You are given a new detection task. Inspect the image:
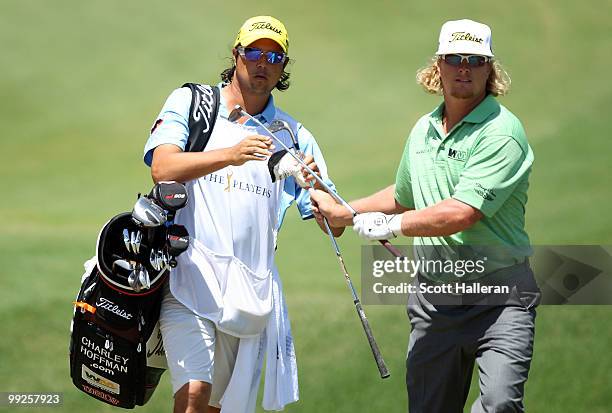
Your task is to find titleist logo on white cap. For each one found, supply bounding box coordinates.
[435,19,494,57]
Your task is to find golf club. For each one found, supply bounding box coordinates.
[134,231,142,255]
[112,259,134,276]
[321,210,390,379]
[137,265,151,290]
[132,196,168,227]
[267,125,391,378]
[149,181,188,212]
[123,229,131,252]
[265,116,404,258]
[150,249,159,271]
[129,231,137,254]
[290,115,389,377]
[269,119,300,151]
[128,270,140,292]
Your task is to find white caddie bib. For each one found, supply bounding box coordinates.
[169,118,291,337]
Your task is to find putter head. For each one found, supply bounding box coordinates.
[132,196,168,227]
[228,105,244,123]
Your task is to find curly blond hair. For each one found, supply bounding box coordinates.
[416,56,511,96]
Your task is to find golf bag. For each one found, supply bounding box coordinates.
[70,182,190,409]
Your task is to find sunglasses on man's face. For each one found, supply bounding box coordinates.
[237,46,287,65]
[442,54,491,67]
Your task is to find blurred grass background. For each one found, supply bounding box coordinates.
[1,0,611,412]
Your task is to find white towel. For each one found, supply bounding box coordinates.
[263,267,299,410]
[220,267,299,412]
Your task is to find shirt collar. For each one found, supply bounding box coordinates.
[463,94,499,124]
[218,82,277,125]
[429,94,499,136]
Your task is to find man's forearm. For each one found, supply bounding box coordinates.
[351,185,403,213]
[151,148,233,183]
[398,198,482,237]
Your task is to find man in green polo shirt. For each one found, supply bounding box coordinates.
[311,19,540,413]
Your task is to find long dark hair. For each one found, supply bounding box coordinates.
[220,47,291,91]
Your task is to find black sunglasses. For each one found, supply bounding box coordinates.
[442,54,491,67]
[237,46,287,65]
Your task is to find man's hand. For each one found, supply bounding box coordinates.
[229,135,274,166]
[309,188,353,227]
[353,212,403,241]
[300,154,323,189]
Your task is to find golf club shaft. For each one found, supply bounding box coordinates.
[314,182,389,379]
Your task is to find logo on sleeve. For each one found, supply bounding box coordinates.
[474,183,496,201]
[150,119,163,134]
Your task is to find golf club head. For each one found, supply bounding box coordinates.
[167,224,190,256]
[228,105,244,123]
[162,252,170,270]
[134,231,142,254]
[122,229,131,252]
[138,266,151,289]
[149,181,188,212]
[149,249,159,271]
[130,231,137,253]
[269,120,300,150]
[157,251,164,271]
[132,196,168,227]
[128,270,140,292]
[112,259,134,277]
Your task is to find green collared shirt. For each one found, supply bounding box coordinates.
[395,95,534,277]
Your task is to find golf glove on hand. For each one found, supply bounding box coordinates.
[268,150,308,188]
[353,212,403,241]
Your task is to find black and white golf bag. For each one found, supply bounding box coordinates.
[69,182,190,409]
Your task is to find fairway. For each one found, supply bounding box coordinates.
[1,1,611,412]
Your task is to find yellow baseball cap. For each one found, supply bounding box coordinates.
[233,16,289,53]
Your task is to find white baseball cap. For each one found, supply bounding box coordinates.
[435,19,494,57]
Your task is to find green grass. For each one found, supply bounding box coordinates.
[1,0,611,412]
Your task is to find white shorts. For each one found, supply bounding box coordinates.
[159,285,239,407]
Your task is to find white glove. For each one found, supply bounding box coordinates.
[269,150,308,188]
[353,212,403,241]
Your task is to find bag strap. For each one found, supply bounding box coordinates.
[182,83,220,152]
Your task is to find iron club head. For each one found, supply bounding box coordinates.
[138,266,151,289]
[123,229,131,252]
[128,270,141,292]
[113,259,134,276]
[269,119,299,150]
[228,105,244,123]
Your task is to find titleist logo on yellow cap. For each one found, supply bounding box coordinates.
[234,16,289,53]
[249,21,284,35]
[449,32,484,44]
